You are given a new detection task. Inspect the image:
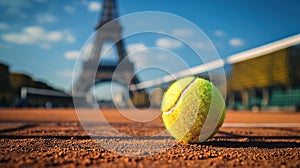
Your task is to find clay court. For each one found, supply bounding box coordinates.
[0,108,299,167]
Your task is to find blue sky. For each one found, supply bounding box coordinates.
[0,0,300,94]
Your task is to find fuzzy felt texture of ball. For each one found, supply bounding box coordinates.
[161,76,226,143]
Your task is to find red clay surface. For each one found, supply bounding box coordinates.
[0,108,299,167]
[0,108,300,123]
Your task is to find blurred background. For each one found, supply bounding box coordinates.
[0,0,300,111]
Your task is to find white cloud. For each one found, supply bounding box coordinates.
[156,37,183,49]
[88,1,101,12]
[35,13,56,24]
[3,26,43,44]
[65,50,80,59]
[214,30,225,37]
[2,26,76,49]
[47,31,63,42]
[127,43,147,55]
[0,22,9,30]
[172,29,194,38]
[65,42,94,60]
[229,38,244,47]
[64,6,75,13]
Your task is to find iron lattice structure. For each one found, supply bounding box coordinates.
[74,0,148,107]
[74,0,139,94]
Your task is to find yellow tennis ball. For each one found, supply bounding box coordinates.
[161,76,226,143]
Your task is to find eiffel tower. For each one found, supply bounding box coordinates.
[74,0,144,106]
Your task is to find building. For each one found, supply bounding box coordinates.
[227,34,300,111]
[0,63,11,106]
[20,87,74,108]
[0,62,74,107]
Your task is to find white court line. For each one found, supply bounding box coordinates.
[223,123,300,128]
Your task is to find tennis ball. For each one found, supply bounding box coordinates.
[161,76,226,143]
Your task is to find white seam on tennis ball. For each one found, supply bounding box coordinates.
[164,77,197,115]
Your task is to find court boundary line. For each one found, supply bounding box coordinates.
[223,123,300,128]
